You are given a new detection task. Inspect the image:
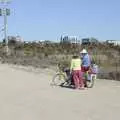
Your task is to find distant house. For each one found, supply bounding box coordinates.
[24,41,29,44]
[60,35,80,44]
[81,38,98,45]
[2,36,24,46]
[106,40,120,46]
[15,36,24,43]
[7,36,24,43]
[24,41,34,44]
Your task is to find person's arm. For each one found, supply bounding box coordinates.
[81,56,85,66]
[70,59,73,72]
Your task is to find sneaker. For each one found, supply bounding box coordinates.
[79,87,85,90]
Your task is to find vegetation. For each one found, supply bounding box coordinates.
[0,40,119,80]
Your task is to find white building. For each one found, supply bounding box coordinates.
[16,36,24,43]
[8,35,24,43]
[61,35,80,44]
[106,40,120,46]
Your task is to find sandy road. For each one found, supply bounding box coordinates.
[0,63,120,120]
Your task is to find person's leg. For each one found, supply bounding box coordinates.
[72,71,79,89]
[85,67,91,81]
[78,70,84,88]
[81,66,88,87]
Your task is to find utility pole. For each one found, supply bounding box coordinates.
[4,7,8,53]
[0,0,11,55]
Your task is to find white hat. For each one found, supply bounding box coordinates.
[80,49,88,54]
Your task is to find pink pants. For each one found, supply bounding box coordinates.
[72,70,84,88]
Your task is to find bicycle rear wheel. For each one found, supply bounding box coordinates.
[51,73,66,86]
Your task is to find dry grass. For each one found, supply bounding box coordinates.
[0,42,119,80]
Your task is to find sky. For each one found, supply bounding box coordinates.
[0,0,120,41]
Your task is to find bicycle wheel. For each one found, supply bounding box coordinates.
[86,75,95,88]
[51,73,66,86]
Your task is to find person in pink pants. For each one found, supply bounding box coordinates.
[70,55,84,89]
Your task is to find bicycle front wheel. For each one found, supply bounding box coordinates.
[51,73,66,86]
[86,75,95,88]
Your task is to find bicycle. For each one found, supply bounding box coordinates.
[83,70,96,88]
[50,64,72,87]
[51,64,97,88]
[83,64,98,88]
